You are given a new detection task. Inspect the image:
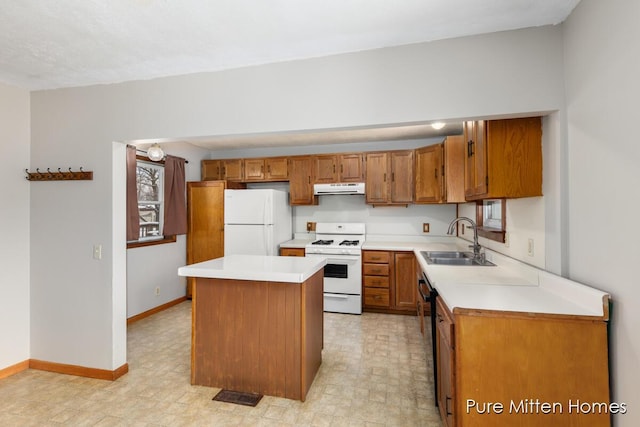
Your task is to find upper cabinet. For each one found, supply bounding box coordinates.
[415,135,465,204]
[365,150,414,205]
[201,159,244,181]
[243,157,289,181]
[414,143,444,203]
[464,117,543,200]
[314,153,364,183]
[288,156,318,206]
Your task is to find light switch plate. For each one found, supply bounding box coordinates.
[423,223,430,233]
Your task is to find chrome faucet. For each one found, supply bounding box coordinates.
[447,217,482,258]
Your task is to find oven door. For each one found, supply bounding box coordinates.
[305,253,361,295]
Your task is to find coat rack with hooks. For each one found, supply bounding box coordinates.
[25,167,93,181]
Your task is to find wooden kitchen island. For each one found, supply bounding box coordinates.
[178,255,325,401]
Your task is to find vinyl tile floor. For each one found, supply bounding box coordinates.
[0,301,442,426]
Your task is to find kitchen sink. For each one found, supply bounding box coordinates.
[420,251,496,266]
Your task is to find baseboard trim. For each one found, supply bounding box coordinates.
[127,296,188,325]
[0,360,30,380]
[29,359,129,381]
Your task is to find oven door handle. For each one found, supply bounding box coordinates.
[324,293,349,299]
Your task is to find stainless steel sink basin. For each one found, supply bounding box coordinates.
[424,251,474,259]
[420,251,496,266]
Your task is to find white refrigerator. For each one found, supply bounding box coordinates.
[224,189,292,256]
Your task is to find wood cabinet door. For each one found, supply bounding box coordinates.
[390,150,414,203]
[265,157,288,180]
[314,155,337,183]
[289,156,316,205]
[187,181,226,297]
[393,252,416,310]
[339,153,364,182]
[201,160,222,181]
[464,120,488,198]
[365,152,389,204]
[244,158,265,181]
[473,120,487,196]
[414,144,443,203]
[464,121,477,197]
[443,135,466,203]
[223,159,244,180]
[436,297,455,427]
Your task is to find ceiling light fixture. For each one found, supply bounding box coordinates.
[431,122,446,130]
[146,143,165,161]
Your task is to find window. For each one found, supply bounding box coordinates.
[475,199,506,243]
[135,160,164,241]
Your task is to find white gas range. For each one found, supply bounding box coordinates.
[305,223,365,314]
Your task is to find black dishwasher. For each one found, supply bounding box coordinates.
[418,271,438,407]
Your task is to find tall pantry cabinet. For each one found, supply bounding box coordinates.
[186,180,245,297]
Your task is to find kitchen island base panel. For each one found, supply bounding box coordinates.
[191,270,323,401]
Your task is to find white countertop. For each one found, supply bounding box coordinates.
[178,255,326,284]
[279,238,315,249]
[363,236,609,318]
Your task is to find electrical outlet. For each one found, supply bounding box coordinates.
[93,244,102,260]
[306,222,316,232]
[423,223,430,233]
[155,287,160,296]
[527,238,534,257]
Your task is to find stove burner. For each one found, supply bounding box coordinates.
[339,240,360,246]
[311,239,334,245]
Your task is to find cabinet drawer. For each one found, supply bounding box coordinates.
[279,248,305,257]
[436,297,454,347]
[364,275,390,288]
[363,251,390,263]
[364,288,390,307]
[363,264,389,276]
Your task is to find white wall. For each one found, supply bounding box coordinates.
[0,82,30,370]
[126,142,210,318]
[28,25,565,371]
[563,0,640,424]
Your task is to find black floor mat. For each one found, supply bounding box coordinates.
[212,389,263,407]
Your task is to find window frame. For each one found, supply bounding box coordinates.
[127,155,176,249]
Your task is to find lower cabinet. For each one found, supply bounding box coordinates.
[436,297,455,427]
[279,247,305,257]
[363,250,416,314]
[435,296,611,427]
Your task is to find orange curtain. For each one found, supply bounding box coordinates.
[163,155,187,236]
[126,145,140,241]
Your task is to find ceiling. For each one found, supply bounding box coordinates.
[1,0,579,150]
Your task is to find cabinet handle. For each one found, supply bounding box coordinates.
[437,313,444,323]
[446,396,453,416]
[333,164,336,173]
[434,168,437,179]
[383,173,387,182]
[267,165,271,173]
[392,172,395,182]
[341,164,343,173]
[308,176,311,184]
[467,140,475,157]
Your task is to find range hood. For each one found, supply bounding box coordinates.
[313,182,365,195]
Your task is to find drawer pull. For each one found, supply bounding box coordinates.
[446,396,453,416]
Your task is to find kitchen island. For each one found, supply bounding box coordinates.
[178,255,326,401]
